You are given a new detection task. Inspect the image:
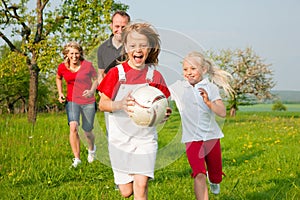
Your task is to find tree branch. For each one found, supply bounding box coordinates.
[0,31,20,53]
[3,3,32,41]
[34,0,45,43]
[1,0,11,25]
[41,0,49,11]
[44,15,69,37]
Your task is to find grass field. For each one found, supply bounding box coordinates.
[239,103,300,112]
[0,106,299,199]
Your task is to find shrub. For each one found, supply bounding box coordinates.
[272,101,287,111]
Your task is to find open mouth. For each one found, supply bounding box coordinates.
[186,75,194,79]
[134,55,144,63]
[134,55,143,59]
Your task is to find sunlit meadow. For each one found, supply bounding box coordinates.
[0,105,299,199]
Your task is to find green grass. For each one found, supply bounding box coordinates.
[0,109,299,199]
[239,103,300,112]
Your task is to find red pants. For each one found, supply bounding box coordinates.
[185,139,223,184]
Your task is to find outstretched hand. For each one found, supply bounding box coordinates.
[82,90,94,98]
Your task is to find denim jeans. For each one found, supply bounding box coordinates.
[66,102,96,132]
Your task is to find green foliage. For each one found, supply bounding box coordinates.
[0,47,29,113]
[0,0,130,116]
[272,101,287,111]
[61,0,129,54]
[0,111,299,199]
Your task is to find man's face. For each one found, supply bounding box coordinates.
[110,14,129,42]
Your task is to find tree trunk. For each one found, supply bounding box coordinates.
[6,97,12,114]
[21,97,26,113]
[27,64,39,124]
[230,107,236,117]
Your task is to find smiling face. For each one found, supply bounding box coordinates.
[182,57,206,86]
[67,47,81,66]
[110,14,130,42]
[125,31,150,69]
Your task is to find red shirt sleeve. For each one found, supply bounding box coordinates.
[57,63,64,77]
[97,67,120,99]
[97,63,170,99]
[150,70,170,98]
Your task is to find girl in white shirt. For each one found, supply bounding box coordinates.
[169,51,233,200]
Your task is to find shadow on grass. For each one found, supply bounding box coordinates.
[221,154,300,200]
[245,171,299,199]
[223,150,265,167]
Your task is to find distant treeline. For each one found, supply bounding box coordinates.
[271,90,300,103]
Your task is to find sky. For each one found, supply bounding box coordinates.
[1,0,299,91]
[122,0,300,91]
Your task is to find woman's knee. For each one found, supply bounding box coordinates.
[69,121,78,133]
[85,131,94,139]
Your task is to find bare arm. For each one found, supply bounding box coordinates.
[82,76,99,98]
[199,88,226,118]
[91,76,99,92]
[97,69,105,84]
[56,74,66,103]
[98,92,134,113]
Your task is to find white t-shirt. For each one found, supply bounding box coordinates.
[169,78,224,143]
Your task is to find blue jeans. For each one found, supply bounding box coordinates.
[66,102,96,132]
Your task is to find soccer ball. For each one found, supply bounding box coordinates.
[128,85,168,127]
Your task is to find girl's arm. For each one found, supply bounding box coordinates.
[98,92,134,113]
[199,88,226,118]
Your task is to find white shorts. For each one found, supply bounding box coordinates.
[113,169,154,185]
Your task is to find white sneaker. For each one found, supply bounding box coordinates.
[209,183,220,195]
[207,172,220,194]
[87,145,96,163]
[71,158,81,168]
[115,184,119,190]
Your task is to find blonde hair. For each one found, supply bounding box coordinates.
[62,41,84,68]
[184,51,234,96]
[120,22,161,65]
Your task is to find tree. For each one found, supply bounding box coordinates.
[0,44,29,113]
[209,47,275,116]
[272,100,287,111]
[0,0,128,123]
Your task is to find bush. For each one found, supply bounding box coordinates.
[272,101,287,111]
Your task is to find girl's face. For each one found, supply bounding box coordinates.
[182,57,205,86]
[125,31,149,70]
[67,47,81,65]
